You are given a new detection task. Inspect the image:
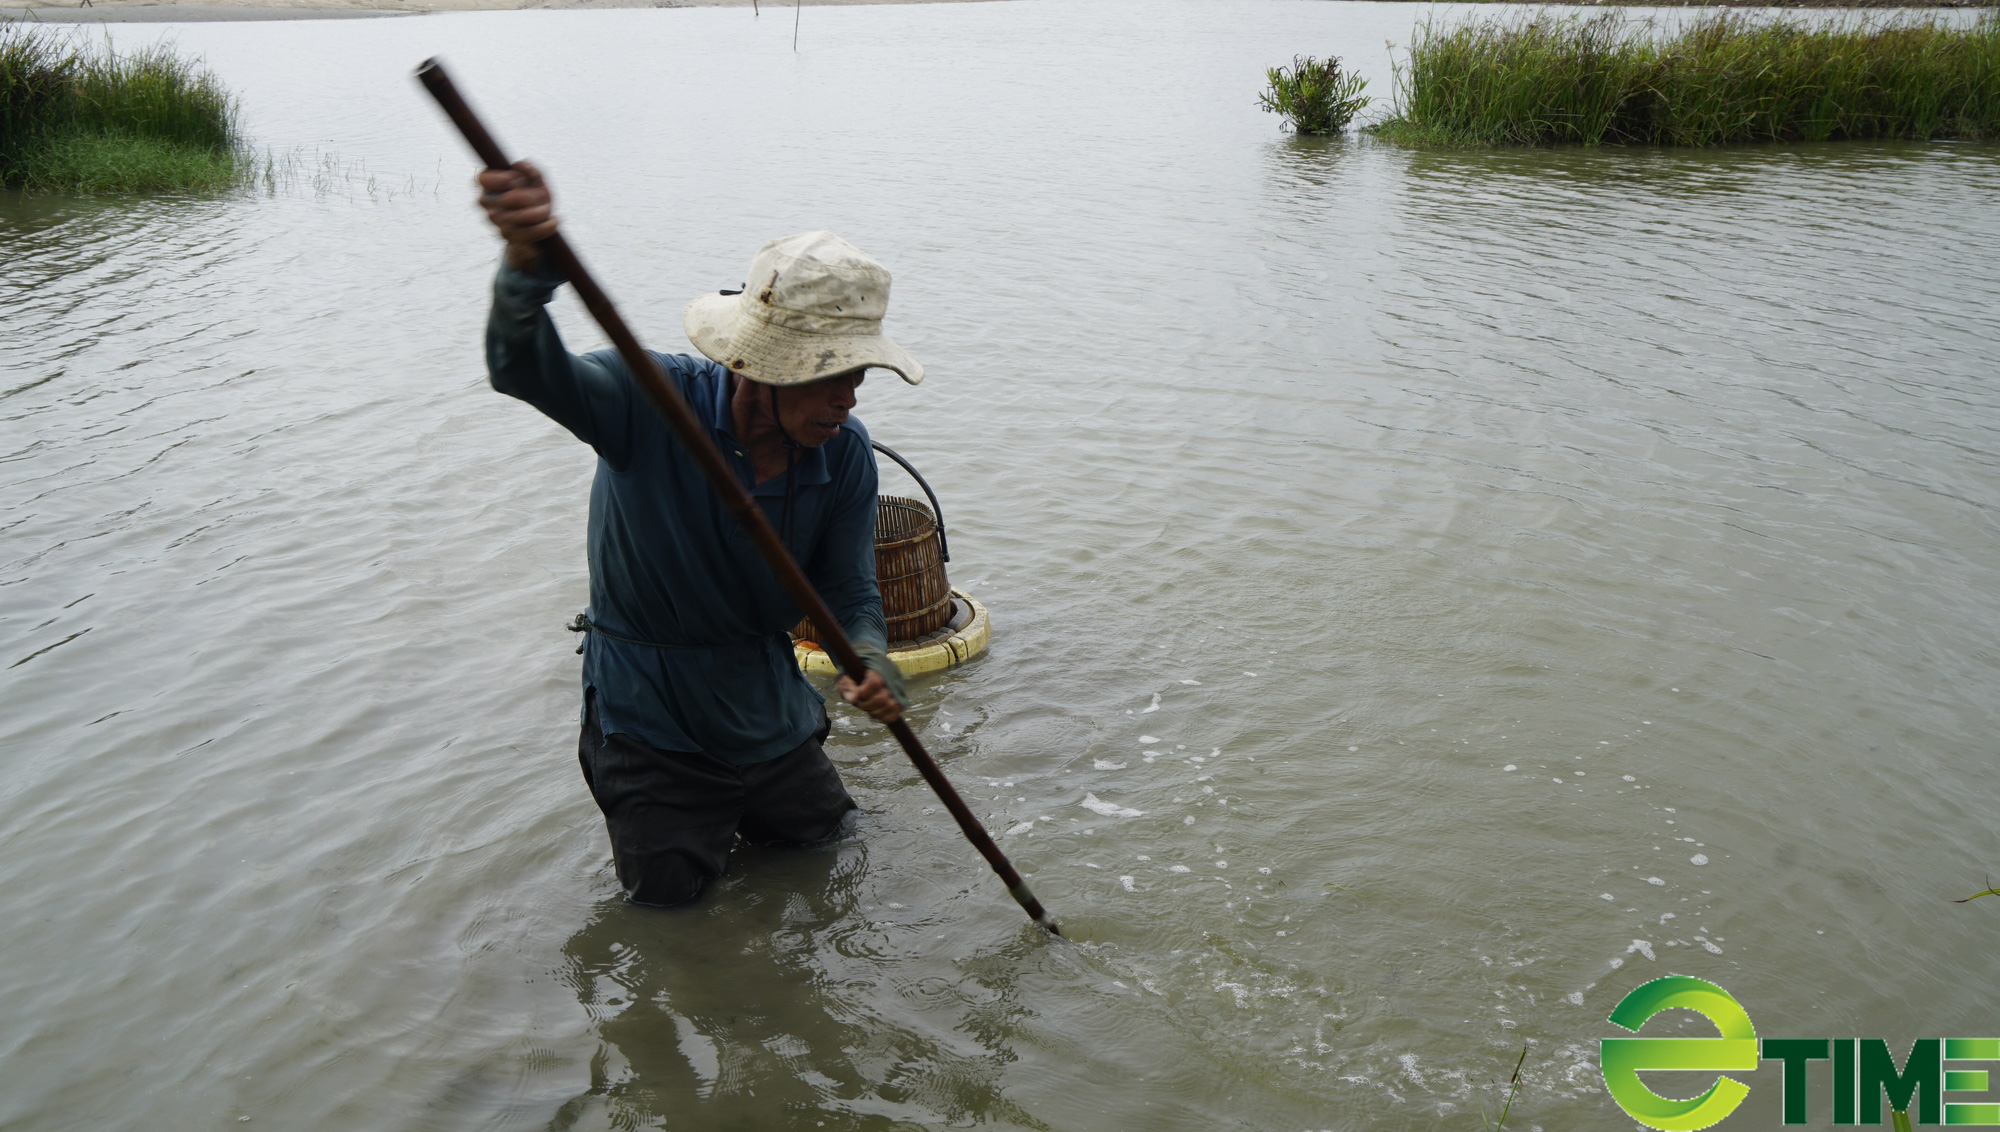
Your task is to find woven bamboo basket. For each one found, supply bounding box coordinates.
[791,494,953,646]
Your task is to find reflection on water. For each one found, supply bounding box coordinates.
[552,841,1044,1130]
[3,2,1999,1129]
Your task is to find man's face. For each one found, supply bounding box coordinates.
[777,371,863,447]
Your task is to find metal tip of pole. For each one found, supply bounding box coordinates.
[1009,882,1061,937]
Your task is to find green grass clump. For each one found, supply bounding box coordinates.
[1373,11,2000,147]
[1259,54,1372,135]
[1,25,243,191]
[18,129,240,192]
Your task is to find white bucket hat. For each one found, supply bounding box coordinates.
[683,231,924,387]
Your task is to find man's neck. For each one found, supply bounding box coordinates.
[728,376,793,485]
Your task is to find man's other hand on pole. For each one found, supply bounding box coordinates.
[837,669,902,724]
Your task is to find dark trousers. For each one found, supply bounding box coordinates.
[577,692,857,907]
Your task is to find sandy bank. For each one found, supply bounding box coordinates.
[3,0,1987,22]
[2,4,405,18]
[1,0,1012,21]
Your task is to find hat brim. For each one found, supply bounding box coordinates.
[683,292,924,387]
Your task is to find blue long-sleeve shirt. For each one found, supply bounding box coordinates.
[486,261,889,764]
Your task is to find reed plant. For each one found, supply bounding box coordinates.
[1477,1041,1529,1131]
[1373,11,2000,147]
[1,25,242,191]
[1259,54,1372,135]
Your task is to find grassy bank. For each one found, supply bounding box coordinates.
[1373,11,2000,146]
[1,25,242,191]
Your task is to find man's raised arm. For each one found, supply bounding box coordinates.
[479,161,638,469]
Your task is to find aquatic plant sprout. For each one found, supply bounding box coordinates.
[1373,11,2000,147]
[1954,877,2000,904]
[1257,54,1371,136]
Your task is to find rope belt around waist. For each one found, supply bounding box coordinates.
[565,613,771,656]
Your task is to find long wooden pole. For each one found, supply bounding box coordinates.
[416,59,1058,937]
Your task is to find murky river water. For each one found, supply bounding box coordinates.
[5,1,1999,1128]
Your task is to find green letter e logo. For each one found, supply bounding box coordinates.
[1601,976,1758,1131]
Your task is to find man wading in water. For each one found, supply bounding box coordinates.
[477,163,917,906]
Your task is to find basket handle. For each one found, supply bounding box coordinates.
[870,440,949,563]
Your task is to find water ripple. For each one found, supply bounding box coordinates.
[3,2,1999,1129]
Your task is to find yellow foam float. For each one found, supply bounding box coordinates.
[794,587,990,678]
